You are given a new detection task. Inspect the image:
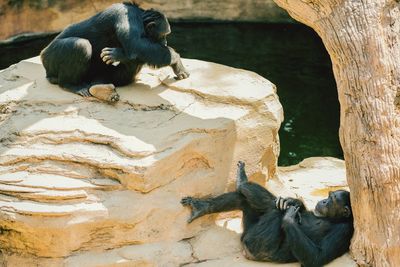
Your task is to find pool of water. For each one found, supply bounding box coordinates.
[0,23,342,166]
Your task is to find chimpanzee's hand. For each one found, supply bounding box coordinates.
[101,47,131,65]
[283,206,302,225]
[275,197,302,211]
[172,60,190,80]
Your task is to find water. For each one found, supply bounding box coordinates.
[0,23,342,166]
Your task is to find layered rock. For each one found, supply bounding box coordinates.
[0,57,282,265]
[0,0,293,40]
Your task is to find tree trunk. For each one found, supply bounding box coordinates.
[272,1,400,266]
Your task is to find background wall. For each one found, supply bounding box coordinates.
[0,0,293,40]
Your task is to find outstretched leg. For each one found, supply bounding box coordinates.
[181,192,244,223]
[41,38,119,102]
[181,192,262,234]
[181,161,277,223]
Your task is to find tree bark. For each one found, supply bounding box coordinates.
[272,1,400,266]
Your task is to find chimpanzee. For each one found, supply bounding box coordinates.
[40,2,189,102]
[181,161,353,267]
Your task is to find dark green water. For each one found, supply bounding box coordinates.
[0,23,342,166]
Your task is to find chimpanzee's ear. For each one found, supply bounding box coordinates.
[343,206,351,218]
[146,21,156,31]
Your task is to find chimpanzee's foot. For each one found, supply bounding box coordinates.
[88,84,120,102]
[181,197,209,223]
[236,161,248,190]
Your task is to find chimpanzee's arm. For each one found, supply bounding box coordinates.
[111,6,179,66]
[282,207,352,267]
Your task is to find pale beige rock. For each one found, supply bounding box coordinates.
[0,57,282,265]
[273,157,348,209]
[65,241,193,267]
[183,254,355,267]
[190,226,242,260]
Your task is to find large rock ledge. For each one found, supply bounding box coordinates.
[0,57,282,265]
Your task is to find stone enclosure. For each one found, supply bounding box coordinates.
[0,57,283,265]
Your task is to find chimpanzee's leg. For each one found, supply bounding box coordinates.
[108,61,144,86]
[181,191,263,234]
[181,161,277,224]
[235,161,296,262]
[41,38,119,102]
[181,192,244,223]
[41,38,91,90]
[236,161,276,213]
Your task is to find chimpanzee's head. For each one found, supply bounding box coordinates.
[314,190,352,221]
[143,9,171,46]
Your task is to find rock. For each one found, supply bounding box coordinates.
[0,1,293,40]
[0,57,282,265]
[270,157,349,209]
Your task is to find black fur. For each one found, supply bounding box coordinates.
[40,3,188,99]
[181,161,353,267]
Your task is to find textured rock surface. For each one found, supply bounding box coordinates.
[271,157,349,209]
[0,0,293,40]
[0,57,282,265]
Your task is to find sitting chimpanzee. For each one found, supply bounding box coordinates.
[181,161,353,267]
[40,2,189,102]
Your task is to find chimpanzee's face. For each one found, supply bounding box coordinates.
[145,16,171,46]
[314,190,351,220]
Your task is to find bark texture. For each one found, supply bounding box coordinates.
[272,1,400,266]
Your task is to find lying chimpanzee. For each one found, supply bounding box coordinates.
[40,2,189,102]
[181,161,353,267]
